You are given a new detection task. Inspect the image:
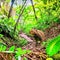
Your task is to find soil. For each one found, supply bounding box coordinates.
[22,23,60,60]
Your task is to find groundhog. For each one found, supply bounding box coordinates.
[30,29,46,45]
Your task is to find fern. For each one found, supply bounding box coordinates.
[46,35,60,56]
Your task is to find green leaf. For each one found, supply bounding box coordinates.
[46,35,60,56]
[0,45,6,51]
[46,58,53,60]
[2,46,6,51]
[9,46,15,52]
[16,48,31,56]
[0,46,3,51]
[16,48,23,56]
[0,34,3,38]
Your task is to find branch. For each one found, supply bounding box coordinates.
[30,0,37,20]
[14,0,27,32]
[8,0,15,18]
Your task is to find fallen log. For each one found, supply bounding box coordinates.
[19,32,33,42]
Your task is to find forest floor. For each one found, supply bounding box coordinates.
[22,23,60,60]
[0,23,60,60]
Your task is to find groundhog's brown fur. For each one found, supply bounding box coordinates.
[30,29,46,41]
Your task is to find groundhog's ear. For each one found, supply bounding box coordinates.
[30,30,33,35]
[30,29,36,35]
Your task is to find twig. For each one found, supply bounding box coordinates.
[24,54,34,60]
[0,53,7,60]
